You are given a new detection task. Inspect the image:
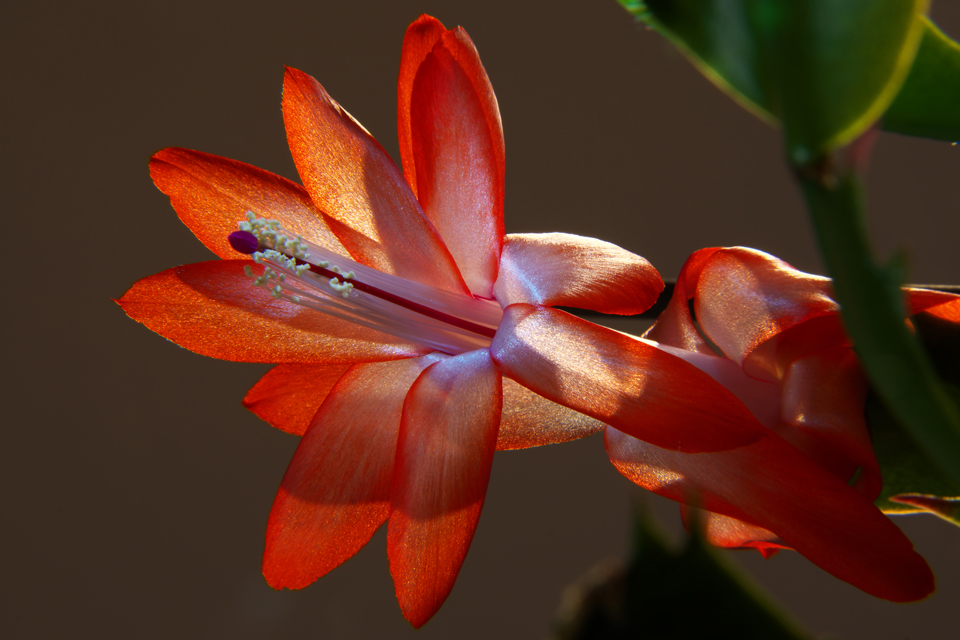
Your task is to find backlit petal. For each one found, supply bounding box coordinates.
[398,15,447,191]
[388,350,501,628]
[149,147,347,259]
[497,377,606,450]
[606,427,934,602]
[118,261,426,363]
[243,363,353,435]
[493,234,663,315]
[263,356,442,589]
[490,305,766,453]
[653,344,782,430]
[779,348,880,499]
[695,253,960,382]
[400,17,505,297]
[694,248,837,375]
[906,287,960,319]
[923,301,960,322]
[681,505,786,556]
[281,67,469,295]
[659,341,880,499]
[644,247,721,354]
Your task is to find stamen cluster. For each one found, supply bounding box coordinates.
[229,212,502,355]
[236,212,357,300]
[238,211,309,259]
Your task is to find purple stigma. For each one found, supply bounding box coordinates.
[228,230,259,254]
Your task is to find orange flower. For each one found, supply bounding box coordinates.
[603,247,959,602]
[119,16,762,626]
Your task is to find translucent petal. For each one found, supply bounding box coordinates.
[490,304,766,453]
[643,247,721,354]
[117,261,426,363]
[494,234,663,315]
[263,356,441,588]
[605,427,934,602]
[497,377,606,450]
[243,363,353,435]
[281,67,469,295]
[401,17,505,297]
[681,505,786,556]
[149,147,347,259]
[906,287,960,319]
[388,350,501,628]
[779,348,881,500]
[694,248,836,374]
[398,15,447,190]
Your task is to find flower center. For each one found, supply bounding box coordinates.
[228,213,502,355]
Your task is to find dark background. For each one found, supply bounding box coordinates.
[3,1,958,638]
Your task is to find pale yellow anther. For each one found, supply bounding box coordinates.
[328,277,354,298]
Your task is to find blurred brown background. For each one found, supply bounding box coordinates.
[3,1,958,638]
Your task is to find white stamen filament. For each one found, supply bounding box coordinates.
[239,213,503,355]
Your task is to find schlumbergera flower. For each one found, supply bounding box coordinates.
[601,247,960,602]
[119,16,771,626]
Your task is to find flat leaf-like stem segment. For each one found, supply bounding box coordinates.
[800,169,960,488]
[623,0,940,151]
[869,312,960,526]
[882,16,960,141]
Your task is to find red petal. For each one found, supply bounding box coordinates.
[400,17,505,297]
[906,288,960,319]
[605,427,935,602]
[490,304,766,453]
[281,67,469,295]
[652,344,782,429]
[263,356,441,589]
[149,147,348,259]
[497,377,606,450]
[644,247,722,354]
[243,363,353,435]
[398,15,446,192]
[681,505,787,554]
[388,350,502,628]
[118,261,426,363]
[759,287,960,381]
[779,348,881,500]
[493,234,663,315]
[694,248,837,377]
